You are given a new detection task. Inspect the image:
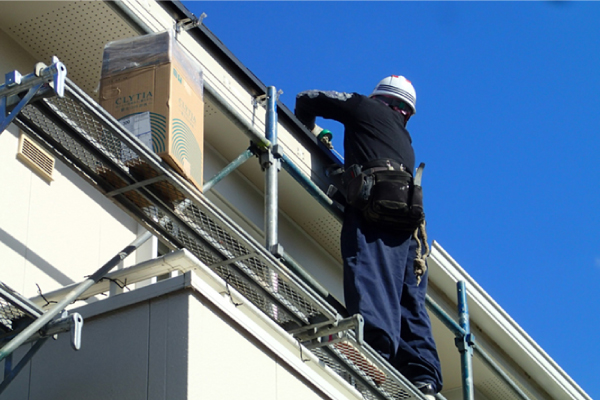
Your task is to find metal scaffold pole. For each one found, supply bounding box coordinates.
[456,281,475,400]
[202,147,256,192]
[263,86,280,255]
[426,292,532,400]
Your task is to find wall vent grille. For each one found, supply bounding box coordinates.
[17,133,55,182]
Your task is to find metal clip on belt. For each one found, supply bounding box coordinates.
[414,162,425,186]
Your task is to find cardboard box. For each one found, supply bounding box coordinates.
[99,31,204,191]
[118,111,152,163]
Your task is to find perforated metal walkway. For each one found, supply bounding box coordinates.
[12,79,428,400]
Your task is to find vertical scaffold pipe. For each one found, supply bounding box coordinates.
[264,86,278,253]
[456,281,475,400]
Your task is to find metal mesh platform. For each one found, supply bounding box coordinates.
[316,338,419,400]
[16,83,332,330]
[13,79,426,400]
[0,282,43,338]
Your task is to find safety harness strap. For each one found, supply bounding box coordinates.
[412,163,428,285]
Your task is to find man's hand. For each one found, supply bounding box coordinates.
[311,125,334,150]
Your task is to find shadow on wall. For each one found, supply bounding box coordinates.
[0,227,75,289]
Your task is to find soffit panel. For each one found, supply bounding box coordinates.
[1,1,138,100]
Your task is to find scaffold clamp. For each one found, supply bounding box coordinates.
[455,332,476,355]
[40,310,84,351]
[291,314,364,349]
[175,13,206,36]
[259,144,283,171]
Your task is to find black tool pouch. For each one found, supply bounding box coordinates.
[363,168,425,232]
[345,172,374,210]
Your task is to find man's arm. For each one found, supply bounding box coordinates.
[294,90,359,130]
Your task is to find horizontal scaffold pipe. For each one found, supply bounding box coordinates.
[280,153,343,223]
[426,295,465,337]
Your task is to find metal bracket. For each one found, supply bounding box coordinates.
[0,56,67,134]
[0,308,83,395]
[259,145,283,171]
[455,332,476,354]
[253,90,283,109]
[269,243,285,259]
[259,151,275,170]
[69,313,84,351]
[40,310,84,351]
[292,314,364,349]
[175,13,206,36]
[272,144,284,159]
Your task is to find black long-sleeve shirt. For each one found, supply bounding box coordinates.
[295,90,415,175]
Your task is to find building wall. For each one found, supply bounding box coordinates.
[2,290,185,400]
[0,120,140,298]
[187,286,330,400]
[2,276,350,400]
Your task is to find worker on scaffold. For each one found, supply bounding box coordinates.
[295,75,442,399]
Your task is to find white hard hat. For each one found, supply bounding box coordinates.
[370,75,417,114]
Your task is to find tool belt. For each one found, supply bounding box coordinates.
[343,159,425,232]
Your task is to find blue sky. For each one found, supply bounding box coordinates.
[182,2,599,397]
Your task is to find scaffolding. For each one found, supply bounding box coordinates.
[0,55,534,400]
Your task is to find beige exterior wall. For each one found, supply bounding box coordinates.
[0,29,140,298]
[187,288,325,400]
[0,122,140,299]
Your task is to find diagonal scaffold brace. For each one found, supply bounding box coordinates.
[0,232,151,395]
[0,56,67,134]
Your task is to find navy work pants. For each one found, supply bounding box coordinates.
[341,209,443,392]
